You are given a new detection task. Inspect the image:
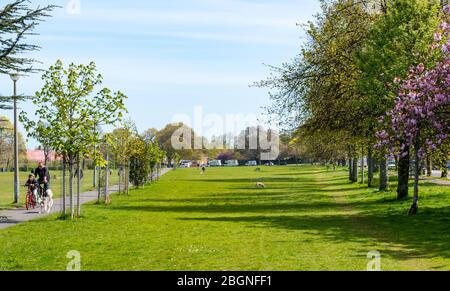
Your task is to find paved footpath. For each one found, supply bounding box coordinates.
[423,170,450,186]
[0,168,171,230]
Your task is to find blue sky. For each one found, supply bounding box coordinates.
[0,0,321,148]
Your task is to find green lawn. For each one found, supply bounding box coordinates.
[0,169,120,208]
[0,166,449,270]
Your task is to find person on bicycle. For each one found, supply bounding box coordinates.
[34,162,51,195]
[25,174,39,202]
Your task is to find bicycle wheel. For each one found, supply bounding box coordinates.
[25,194,30,210]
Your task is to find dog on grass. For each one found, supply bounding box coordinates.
[39,189,54,214]
[256,182,265,189]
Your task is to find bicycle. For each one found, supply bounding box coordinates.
[25,184,45,211]
[25,186,38,210]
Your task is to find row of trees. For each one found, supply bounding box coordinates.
[154,123,283,165]
[0,1,167,217]
[0,1,57,206]
[19,60,169,219]
[0,116,26,169]
[20,60,127,219]
[259,0,450,214]
[107,121,166,194]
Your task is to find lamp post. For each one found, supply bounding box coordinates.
[10,73,20,204]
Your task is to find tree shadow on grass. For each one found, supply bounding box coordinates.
[114,201,341,214]
[120,167,450,264]
[115,181,450,263]
[185,177,306,184]
[271,170,337,176]
[113,192,413,218]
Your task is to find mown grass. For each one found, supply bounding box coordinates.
[0,166,449,270]
[0,170,119,209]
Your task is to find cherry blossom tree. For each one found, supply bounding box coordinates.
[376,6,450,215]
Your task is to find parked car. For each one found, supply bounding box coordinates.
[245,161,258,166]
[208,160,222,167]
[179,161,192,168]
[225,160,239,167]
[264,162,274,166]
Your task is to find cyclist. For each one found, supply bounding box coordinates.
[25,174,39,202]
[34,162,51,195]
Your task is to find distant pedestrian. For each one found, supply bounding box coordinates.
[201,165,206,175]
[74,168,84,179]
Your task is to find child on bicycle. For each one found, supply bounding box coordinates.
[25,174,40,202]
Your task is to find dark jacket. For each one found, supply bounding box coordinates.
[34,167,50,183]
[25,179,39,190]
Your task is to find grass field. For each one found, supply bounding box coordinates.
[0,166,449,270]
[0,170,119,209]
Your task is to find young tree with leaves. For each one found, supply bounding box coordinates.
[108,120,137,195]
[21,60,127,219]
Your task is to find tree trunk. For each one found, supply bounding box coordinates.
[62,159,66,217]
[397,148,410,200]
[349,158,353,182]
[126,165,130,195]
[105,154,109,202]
[368,146,374,187]
[379,158,388,191]
[69,157,74,220]
[442,168,448,178]
[44,153,49,166]
[77,155,81,217]
[426,156,432,177]
[150,166,154,183]
[93,166,97,188]
[352,158,358,183]
[93,144,97,188]
[98,166,101,201]
[118,166,122,194]
[409,142,420,216]
[360,154,365,184]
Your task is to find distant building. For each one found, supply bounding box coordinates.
[26,150,61,163]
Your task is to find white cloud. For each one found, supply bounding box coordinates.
[95,59,265,87]
[80,9,301,30]
[35,29,303,46]
[42,0,314,46]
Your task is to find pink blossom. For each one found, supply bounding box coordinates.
[435,32,442,42]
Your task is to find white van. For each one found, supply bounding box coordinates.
[225,160,239,167]
[179,160,192,168]
[208,160,222,167]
